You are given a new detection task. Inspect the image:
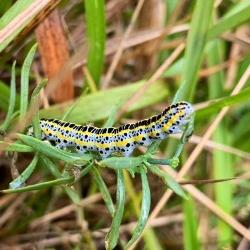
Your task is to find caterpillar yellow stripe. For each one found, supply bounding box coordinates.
[27,101,194,158]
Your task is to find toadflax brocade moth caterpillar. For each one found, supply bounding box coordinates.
[27,101,194,158]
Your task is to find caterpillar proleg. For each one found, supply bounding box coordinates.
[27,102,194,158]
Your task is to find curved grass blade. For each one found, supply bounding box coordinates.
[92,167,115,217]
[41,155,92,180]
[19,134,92,165]
[183,195,200,250]
[147,163,187,199]
[105,169,125,250]
[40,156,92,204]
[125,166,151,249]
[174,0,214,102]
[2,177,71,194]
[207,1,250,40]
[196,85,250,119]
[207,38,233,246]
[103,105,119,128]
[9,153,39,189]
[30,79,47,138]
[1,61,16,131]
[0,141,33,152]
[41,154,92,205]
[20,43,37,118]
[84,0,106,86]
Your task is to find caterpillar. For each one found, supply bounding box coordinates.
[27,101,194,158]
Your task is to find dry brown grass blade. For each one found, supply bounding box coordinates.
[102,0,145,89]
[135,0,166,71]
[187,134,250,160]
[0,194,27,228]
[35,10,74,103]
[30,193,103,228]
[116,43,185,120]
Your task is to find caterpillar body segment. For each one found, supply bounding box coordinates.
[27,101,194,158]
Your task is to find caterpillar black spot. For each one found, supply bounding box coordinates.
[27,101,194,158]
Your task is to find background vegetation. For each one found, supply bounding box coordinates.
[0,0,250,249]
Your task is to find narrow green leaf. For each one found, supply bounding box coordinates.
[100,157,143,170]
[147,164,187,199]
[103,106,119,128]
[174,0,214,102]
[183,195,200,250]
[84,0,106,86]
[9,153,39,189]
[92,167,115,217]
[30,79,47,139]
[0,141,33,152]
[1,61,16,131]
[105,169,125,250]
[196,86,250,119]
[19,134,92,165]
[207,38,233,247]
[40,156,80,204]
[20,43,37,118]
[207,2,250,40]
[125,166,151,249]
[2,177,70,194]
[0,80,20,112]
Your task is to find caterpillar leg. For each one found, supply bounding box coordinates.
[55,143,66,150]
[75,146,87,154]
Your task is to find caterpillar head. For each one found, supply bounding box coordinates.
[166,102,194,134]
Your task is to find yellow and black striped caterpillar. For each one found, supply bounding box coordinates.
[28,102,194,158]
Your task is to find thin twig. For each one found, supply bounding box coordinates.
[102,0,145,89]
[116,43,185,120]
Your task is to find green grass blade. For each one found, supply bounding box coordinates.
[103,106,119,127]
[0,141,33,152]
[0,81,12,112]
[0,0,33,29]
[2,177,70,194]
[147,164,187,199]
[40,80,168,123]
[174,0,214,102]
[100,156,143,170]
[105,169,125,250]
[84,0,106,86]
[232,113,250,145]
[92,167,115,217]
[125,166,151,249]
[207,38,233,247]
[183,195,200,250]
[1,61,16,131]
[19,134,92,165]
[9,153,39,189]
[207,2,250,40]
[20,43,37,118]
[30,79,47,138]
[0,80,20,112]
[40,156,82,204]
[196,85,250,119]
